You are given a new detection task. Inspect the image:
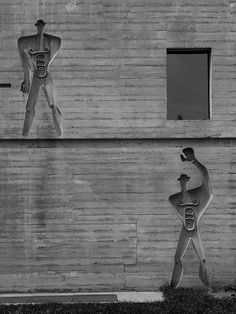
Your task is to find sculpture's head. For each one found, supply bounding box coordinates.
[35,19,46,32]
[177,174,190,189]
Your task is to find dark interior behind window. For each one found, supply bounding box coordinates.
[167,48,211,120]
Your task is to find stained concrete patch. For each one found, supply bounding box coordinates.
[0,292,163,304]
[65,1,77,12]
[116,292,164,302]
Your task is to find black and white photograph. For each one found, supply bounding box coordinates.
[0,0,235,313]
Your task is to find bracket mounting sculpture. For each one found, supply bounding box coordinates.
[169,147,214,289]
[18,19,62,136]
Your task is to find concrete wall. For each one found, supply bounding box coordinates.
[0,0,235,292]
[0,140,235,292]
[0,0,236,138]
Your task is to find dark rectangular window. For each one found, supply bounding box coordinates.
[167,48,211,120]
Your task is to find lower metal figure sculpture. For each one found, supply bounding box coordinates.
[18,19,62,136]
[169,147,213,288]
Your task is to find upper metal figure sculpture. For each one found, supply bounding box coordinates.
[169,147,213,289]
[18,20,62,136]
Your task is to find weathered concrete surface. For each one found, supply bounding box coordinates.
[0,141,234,292]
[0,0,235,138]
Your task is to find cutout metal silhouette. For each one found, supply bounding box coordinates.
[18,19,62,136]
[169,147,213,288]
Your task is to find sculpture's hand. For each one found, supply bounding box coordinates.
[20,79,30,94]
[180,147,196,162]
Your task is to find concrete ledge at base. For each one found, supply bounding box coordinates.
[0,292,164,304]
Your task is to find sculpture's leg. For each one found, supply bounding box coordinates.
[43,76,62,137]
[171,227,191,288]
[22,76,41,136]
[192,229,210,288]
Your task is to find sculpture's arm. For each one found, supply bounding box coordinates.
[169,196,183,222]
[49,36,61,63]
[192,159,213,194]
[17,38,31,93]
[181,147,213,196]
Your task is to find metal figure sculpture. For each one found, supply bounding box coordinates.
[18,19,62,136]
[169,147,213,289]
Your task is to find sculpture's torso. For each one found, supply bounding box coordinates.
[27,47,50,78]
[19,33,60,79]
[177,197,199,231]
[169,186,211,232]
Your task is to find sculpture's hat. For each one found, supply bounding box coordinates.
[35,19,46,27]
[177,174,190,181]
